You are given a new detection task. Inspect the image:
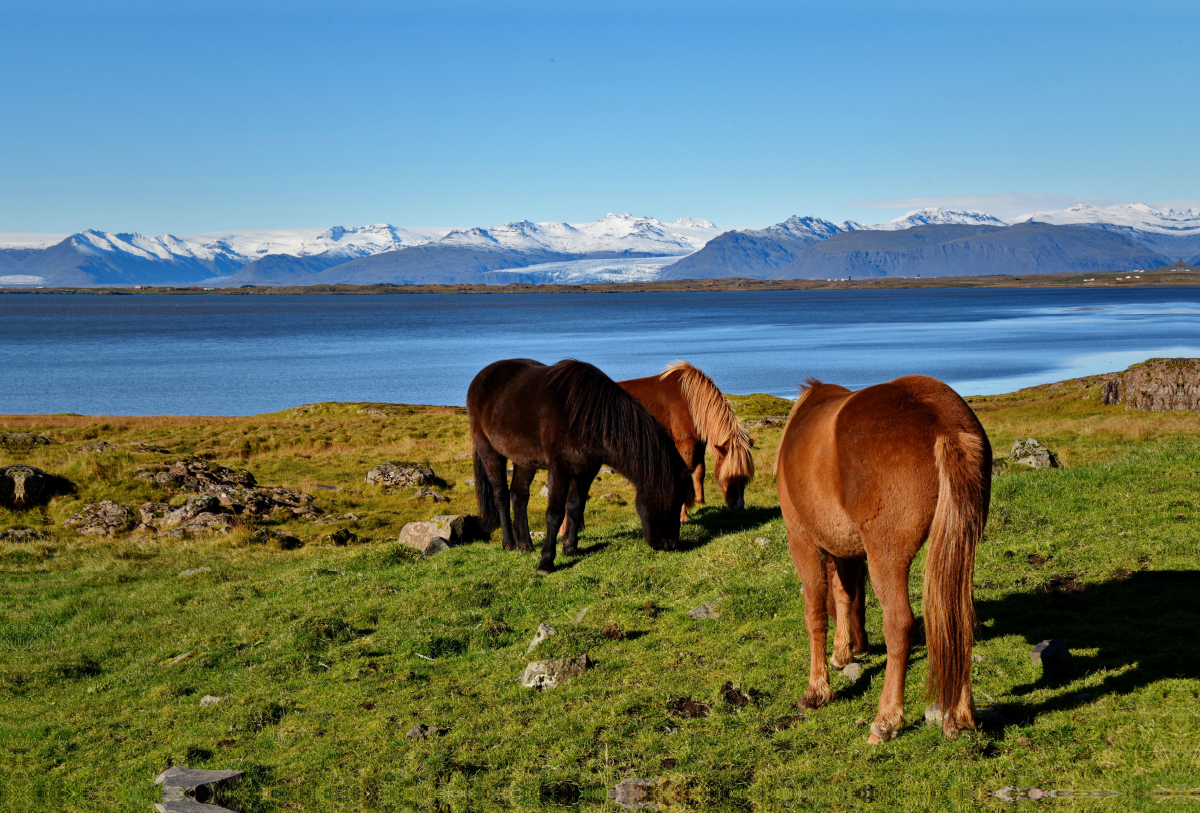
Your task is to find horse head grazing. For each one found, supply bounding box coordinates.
[662,360,755,509]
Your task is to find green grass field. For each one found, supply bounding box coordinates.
[3,379,1200,812]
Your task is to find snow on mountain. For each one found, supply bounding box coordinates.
[868,208,1010,230]
[71,230,231,264]
[0,233,69,249]
[1015,202,1200,235]
[185,224,447,260]
[440,213,721,256]
[743,215,863,242]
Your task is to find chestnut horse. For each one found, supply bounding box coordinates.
[775,375,990,741]
[468,358,693,573]
[619,361,755,518]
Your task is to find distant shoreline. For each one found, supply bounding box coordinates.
[1,265,1198,296]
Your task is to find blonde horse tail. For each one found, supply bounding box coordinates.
[923,427,990,737]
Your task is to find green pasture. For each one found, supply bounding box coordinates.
[2,381,1200,812]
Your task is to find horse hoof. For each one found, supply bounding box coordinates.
[797,694,824,711]
[562,546,580,557]
[517,543,534,553]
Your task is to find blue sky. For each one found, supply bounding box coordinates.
[2,0,1197,235]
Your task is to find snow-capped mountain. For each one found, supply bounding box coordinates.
[868,208,1010,230]
[1014,203,1200,259]
[439,213,719,256]
[187,224,446,261]
[742,215,863,242]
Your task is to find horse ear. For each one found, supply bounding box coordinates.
[714,442,728,455]
[748,437,756,448]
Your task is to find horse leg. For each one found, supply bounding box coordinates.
[693,456,705,506]
[562,465,599,556]
[789,529,834,710]
[829,557,865,669]
[865,555,915,743]
[509,464,536,553]
[851,566,869,656]
[537,463,570,574]
[479,447,516,551]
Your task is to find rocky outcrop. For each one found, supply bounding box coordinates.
[519,655,591,689]
[64,501,137,536]
[1103,358,1200,411]
[135,459,315,519]
[1007,439,1059,469]
[1,465,72,510]
[366,462,436,488]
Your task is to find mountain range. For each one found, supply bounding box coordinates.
[2,204,1197,287]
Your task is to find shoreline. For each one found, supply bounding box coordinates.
[2,265,1199,296]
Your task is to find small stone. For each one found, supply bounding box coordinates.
[415,488,449,503]
[77,440,115,453]
[162,652,195,666]
[526,622,556,653]
[539,485,549,498]
[573,606,590,623]
[463,477,475,486]
[841,662,863,680]
[599,466,614,475]
[972,654,984,663]
[755,537,771,547]
[688,601,721,619]
[1030,638,1072,668]
[519,655,591,690]
[199,695,229,707]
[178,567,212,578]
[405,723,442,740]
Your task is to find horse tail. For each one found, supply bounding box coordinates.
[923,426,990,737]
[474,451,500,534]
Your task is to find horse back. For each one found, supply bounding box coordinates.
[467,359,571,464]
[778,376,978,558]
[619,373,701,460]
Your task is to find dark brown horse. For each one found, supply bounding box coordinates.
[775,375,990,741]
[619,361,755,518]
[468,358,693,573]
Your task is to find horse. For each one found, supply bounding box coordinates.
[775,375,991,742]
[619,361,755,519]
[467,358,693,573]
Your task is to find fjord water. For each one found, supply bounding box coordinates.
[3,288,1199,416]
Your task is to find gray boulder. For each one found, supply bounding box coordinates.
[519,655,591,690]
[399,521,451,556]
[64,501,136,536]
[431,514,484,545]
[154,766,243,813]
[1008,439,1060,469]
[366,461,435,488]
[161,495,223,529]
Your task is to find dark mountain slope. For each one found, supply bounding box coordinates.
[774,223,1170,280]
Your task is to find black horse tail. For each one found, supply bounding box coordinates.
[474,451,500,534]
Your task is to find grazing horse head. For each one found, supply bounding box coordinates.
[636,455,694,551]
[662,361,756,509]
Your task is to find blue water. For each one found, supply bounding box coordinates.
[3,288,1199,415]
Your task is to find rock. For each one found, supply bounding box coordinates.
[76,440,114,453]
[1,465,67,510]
[178,567,212,578]
[0,433,54,449]
[161,495,222,529]
[1109,358,1200,411]
[140,502,171,525]
[0,528,45,543]
[248,528,302,550]
[324,528,358,546]
[573,606,591,623]
[199,695,229,707]
[519,655,591,690]
[312,512,359,526]
[137,458,256,493]
[1031,639,1072,668]
[526,623,556,653]
[539,485,549,498]
[755,537,771,548]
[163,513,237,540]
[405,723,443,739]
[1007,439,1059,469]
[432,514,484,545]
[687,601,721,620]
[399,521,451,556]
[64,501,136,536]
[415,488,449,503]
[990,457,1009,477]
[154,766,243,813]
[972,654,984,663]
[608,777,667,810]
[162,652,195,666]
[463,477,475,486]
[599,466,614,475]
[365,461,435,488]
[840,662,864,680]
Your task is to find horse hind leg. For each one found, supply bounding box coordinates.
[537,463,571,574]
[509,464,537,553]
[865,554,915,744]
[827,557,865,669]
[562,466,598,557]
[790,529,834,710]
[478,447,516,551]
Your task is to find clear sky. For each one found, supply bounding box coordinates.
[2,0,1197,235]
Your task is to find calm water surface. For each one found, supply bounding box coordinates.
[3,288,1199,415]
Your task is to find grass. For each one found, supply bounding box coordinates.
[3,383,1200,812]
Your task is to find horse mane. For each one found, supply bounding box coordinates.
[546,359,677,507]
[661,360,755,480]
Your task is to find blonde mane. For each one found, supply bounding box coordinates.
[661,360,755,480]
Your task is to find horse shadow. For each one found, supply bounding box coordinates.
[677,505,783,551]
[973,570,1200,722]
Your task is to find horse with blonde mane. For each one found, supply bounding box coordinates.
[619,361,756,518]
[775,375,990,742]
